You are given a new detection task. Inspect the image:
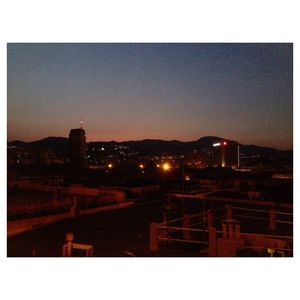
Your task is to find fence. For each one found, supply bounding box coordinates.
[149,204,293,256]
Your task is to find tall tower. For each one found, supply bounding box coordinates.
[69,123,86,170]
[213,141,227,167]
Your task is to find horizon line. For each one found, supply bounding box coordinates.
[7,135,293,151]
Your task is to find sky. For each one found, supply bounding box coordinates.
[7,43,293,149]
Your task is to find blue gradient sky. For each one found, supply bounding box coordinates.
[7,43,293,149]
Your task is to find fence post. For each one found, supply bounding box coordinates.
[208,227,217,256]
[228,222,234,239]
[222,222,227,239]
[63,232,74,257]
[149,223,159,251]
[87,247,94,257]
[70,196,79,217]
[207,209,214,227]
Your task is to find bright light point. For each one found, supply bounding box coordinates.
[156,164,160,168]
[108,163,113,168]
[162,163,171,171]
[213,142,221,147]
[139,164,144,169]
[223,141,227,145]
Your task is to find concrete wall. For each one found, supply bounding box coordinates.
[8,211,71,237]
[8,201,134,237]
[213,233,292,257]
[240,233,291,252]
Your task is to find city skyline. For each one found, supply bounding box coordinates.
[7,43,293,150]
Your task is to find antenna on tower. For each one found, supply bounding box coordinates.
[80,119,83,129]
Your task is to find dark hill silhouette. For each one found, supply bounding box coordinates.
[8,136,292,161]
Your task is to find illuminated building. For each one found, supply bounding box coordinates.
[213,141,227,167]
[213,141,239,168]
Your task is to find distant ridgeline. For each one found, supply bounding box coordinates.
[7,136,292,167]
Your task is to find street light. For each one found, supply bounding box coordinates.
[162,162,171,171]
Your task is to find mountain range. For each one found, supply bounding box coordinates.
[8,136,292,162]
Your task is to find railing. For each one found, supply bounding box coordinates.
[231,206,293,226]
[150,204,293,255]
[153,207,227,248]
